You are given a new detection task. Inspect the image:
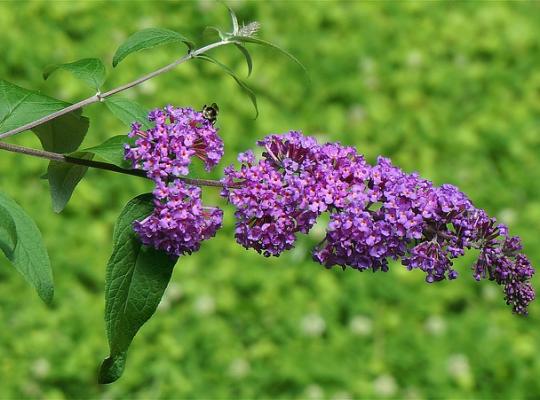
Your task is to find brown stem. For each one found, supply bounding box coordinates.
[0,141,231,188]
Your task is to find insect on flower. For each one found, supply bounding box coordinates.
[201,103,219,125]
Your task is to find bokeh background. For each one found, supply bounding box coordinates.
[1,1,539,399]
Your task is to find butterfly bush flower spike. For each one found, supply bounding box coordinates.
[222,131,535,314]
[125,106,224,257]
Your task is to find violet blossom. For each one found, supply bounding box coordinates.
[124,106,224,258]
[222,131,535,314]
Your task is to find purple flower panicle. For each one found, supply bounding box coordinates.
[134,180,222,257]
[125,106,224,258]
[222,131,535,314]
[125,106,224,182]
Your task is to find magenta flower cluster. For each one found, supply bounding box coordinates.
[125,106,223,181]
[124,106,224,257]
[221,131,535,314]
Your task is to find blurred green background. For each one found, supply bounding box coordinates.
[1,1,539,399]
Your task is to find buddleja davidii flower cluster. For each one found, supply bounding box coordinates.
[221,131,535,314]
[125,106,224,257]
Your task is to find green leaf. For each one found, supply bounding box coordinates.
[0,80,89,144]
[43,58,106,90]
[226,3,239,35]
[0,79,69,134]
[112,28,194,67]
[197,54,258,118]
[47,152,93,213]
[83,135,134,168]
[104,97,152,130]
[0,192,53,305]
[32,111,89,154]
[0,204,17,258]
[99,194,177,384]
[229,36,308,76]
[30,107,90,213]
[0,80,90,213]
[234,44,253,77]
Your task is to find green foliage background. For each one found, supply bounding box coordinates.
[1,1,539,398]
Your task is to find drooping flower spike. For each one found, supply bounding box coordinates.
[222,131,535,314]
[124,112,534,315]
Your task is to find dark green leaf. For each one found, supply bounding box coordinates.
[47,152,93,213]
[0,79,69,134]
[112,28,194,67]
[43,58,106,90]
[83,135,134,168]
[0,80,90,212]
[197,54,258,118]
[0,192,53,305]
[229,36,308,76]
[29,104,90,213]
[0,204,17,258]
[0,80,89,147]
[32,111,89,154]
[234,44,253,77]
[99,194,177,384]
[104,97,152,130]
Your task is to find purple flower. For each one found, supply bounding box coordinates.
[223,131,535,314]
[124,106,225,258]
[402,241,458,283]
[125,106,224,182]
[221,131,371,256]
[134,180,222,257]
[221,149,318,256]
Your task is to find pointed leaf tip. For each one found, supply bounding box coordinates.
[98,353,126,384]
[224,2,239,35]
[100,194,177,383]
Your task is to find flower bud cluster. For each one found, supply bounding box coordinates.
[125,106,224,257]
[222,131,535,314]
